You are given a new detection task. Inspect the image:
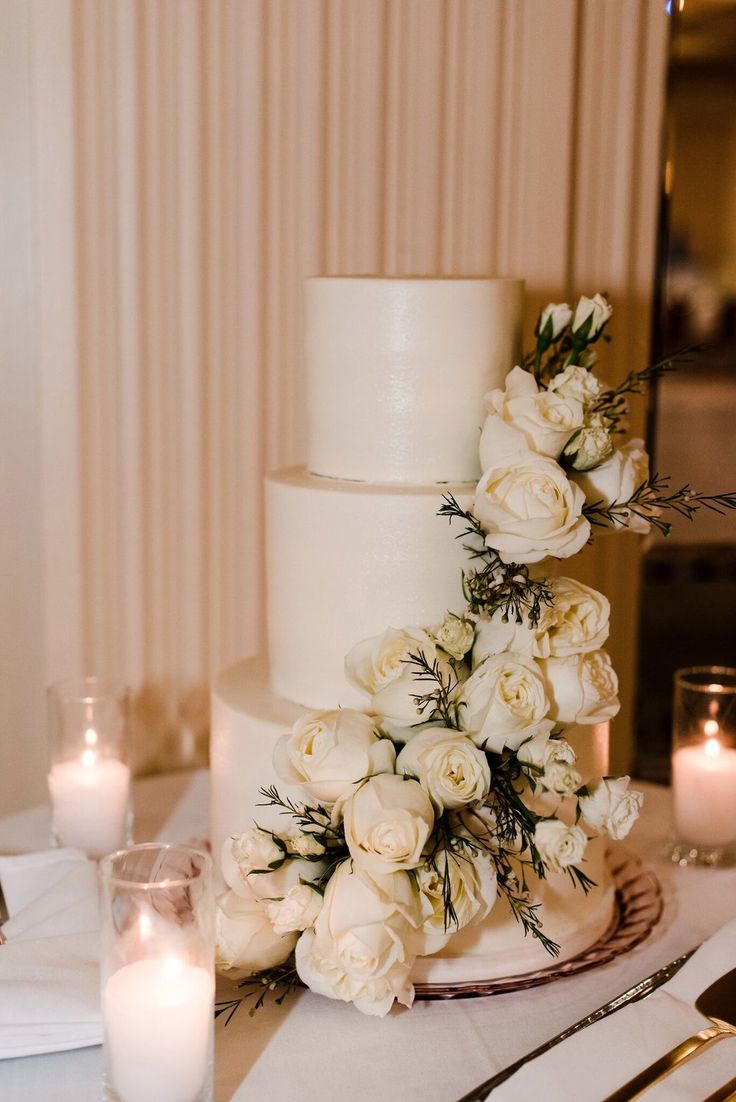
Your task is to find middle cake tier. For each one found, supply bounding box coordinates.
[267,467,471,709]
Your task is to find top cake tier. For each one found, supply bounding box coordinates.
[306,277,524,484]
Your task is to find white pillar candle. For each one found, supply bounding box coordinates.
[103,957,213,1102]
[673,737,736,847]
[48,747,130,858]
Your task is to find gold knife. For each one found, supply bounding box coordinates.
[455,949,697,1102]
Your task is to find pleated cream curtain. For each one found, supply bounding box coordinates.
[6,0,668,808]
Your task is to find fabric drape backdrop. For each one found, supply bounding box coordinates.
[1,0,668,811]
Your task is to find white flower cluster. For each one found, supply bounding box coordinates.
[217,294,648,1017]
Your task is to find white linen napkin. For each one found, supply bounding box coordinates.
[0,849,101,1059]
[497,918,736,1101]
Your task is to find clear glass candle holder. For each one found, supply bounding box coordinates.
[47,676,133,859]
[99,844,215,1102]
[670,666,736,867]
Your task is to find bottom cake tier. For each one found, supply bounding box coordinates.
[210,657,615,984]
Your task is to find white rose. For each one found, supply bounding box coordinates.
[221,832,324,902]
[541,760,583,797]
[295,861,420,1016]
[273,708,396,805]
[540,650,620,725]
[429,613,475,661]
[473,609,549,661]
[534,820,587,872]
[548,365,603,408]
[342,774,434,876]
[482,366,584,459]
[415,848,497,953]
[518,732,576,771]
[345,627,453,728]
[215,888,296,978]
[579,776,643,840]
[474,453,590,565]
[544,577,611,656]
[571,293,612,340]
[285,832,326,858]
[536,302,572,342]
[265,884,323,937]
[572,439,653,533]
[563,415,614,472]
[458,654,552,752]
[396,727,491,812]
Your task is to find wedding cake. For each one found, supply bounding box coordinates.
[210,276,616,987]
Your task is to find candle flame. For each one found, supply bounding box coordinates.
[138,913,152,940]
[705,737,721,759]
[84,728,98,747]
[704,719,720,737]
[161,955,183,982]
[81,748,96,768]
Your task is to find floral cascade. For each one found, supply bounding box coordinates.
[215,295,736,1019]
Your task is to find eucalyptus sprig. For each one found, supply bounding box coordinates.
[215,960,301,1021]
[582,473,736,536]
[439,493,553,626]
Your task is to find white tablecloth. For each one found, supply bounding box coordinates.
[1,773,734,1102]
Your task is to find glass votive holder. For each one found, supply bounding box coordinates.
[47,676,132,859]
[99,844,215,1102]
[670,666,736,867]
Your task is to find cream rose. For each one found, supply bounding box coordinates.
[474,453,590,565]
[473,609,549,662]
[221,832,324,902]
[345,627,453,727]
[571,293,612,340]
[396,727,491,812]
[483,366,584,459]
[540,650,620,725]
[563,415,614,472]
[285,832,326,858]
[415,848,497,954]
[458,654,552,753]
[294,861,420,1016]
[579,776,643,840]
[273,708,395,806]
[215,888,297,978]
[572,439,653,533]
[541,760,583,797]
[342,774,434,876]
[518,732,576,770]
[265,884,323,937]
[534,820,587,872]
[429,613,475,661]
[548,365,603,408]
[536,302,573,342]
[544,577,611,656]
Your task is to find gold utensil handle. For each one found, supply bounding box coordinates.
[602,1025,731,1102]
[702,1075,736,1102]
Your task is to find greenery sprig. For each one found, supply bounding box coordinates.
[439,493,553,626]
[215,961,301,1023]
[582,473,736,536]
[405,649,465,728]
[592,344,702,428]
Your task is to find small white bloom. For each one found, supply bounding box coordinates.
[265,884,323,937]
[286,832,326,858]
[221,829,284,891]
[273,708,395,806]
[544,578,611,657]
[540,650,620,726]
[482,366,584,460]
[579,776,643,840]
[517,732,576,771]
[571,293,612,340]
[345,627,453,728]
[548,365,603,408]
[429,613,475,661]
[571,439,653,533]
[563,414,614,472]
[541,760,583,797]
[342,774,435,877]
[536,302,573,342]
[215,888,296,978]
[534,820,588,872]
[458,653,552,752]
[473,609,549,662]
[474,452,590,565]
[396,727,491,812]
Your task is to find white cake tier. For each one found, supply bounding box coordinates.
[210,658,615,983]
[266,468,471,709]
[305,277,524,484]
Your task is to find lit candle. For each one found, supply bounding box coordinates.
[673,732,736,847]
[103,954,214,1102]
[48,728,130,858]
